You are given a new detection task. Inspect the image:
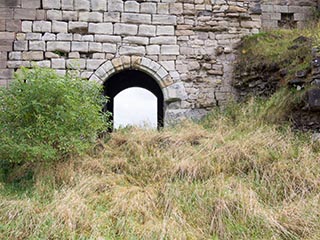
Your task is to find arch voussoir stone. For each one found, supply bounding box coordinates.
[90,56,176,91]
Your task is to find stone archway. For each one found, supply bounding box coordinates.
[104,69,164,128]
[89,56,188,126]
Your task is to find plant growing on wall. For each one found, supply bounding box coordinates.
[0,67,111,164]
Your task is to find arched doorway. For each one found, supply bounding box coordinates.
[103,69,164,129]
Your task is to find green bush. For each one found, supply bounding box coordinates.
[0,67,110,164]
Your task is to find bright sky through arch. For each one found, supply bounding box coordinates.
[114,87,157,129]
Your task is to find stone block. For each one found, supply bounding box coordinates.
[294,13,306,21]
[14,9,36,20]
[73,34,94,41]
[87,59,105,70]
[123,36,149,45]
[22,21,32,32]
[63,11,78,21]
[47,10,63,20]
[125,1,140,13]
[275,5,288,13]
[146,45,160,55]
[160,60,175,71]
[72,42,89,52]
[35,60,50,68]
[122,13,151,24]
[150,36,177,44]
[7,60,31,68]
[26,33,41,40]
[42,33,56,41]
[261,19,278,29]
[0,32,15,40]
[69,52,80,58]
[119,46,145,55]
[158,3,169,14]
[92,53,105,59]
[57,33,73,41]
[66,59,86,69]
[161,45,180,55]
[0,9,13,20]
[153,15,177,25]
[33,21,52,32]
[92,0,107,11]
[89,23,113,34]
[140,2,157,13]
[74,0,90,11]
[45,52,61,58]
[108,0,123,12]
[43,0,61,9]
[169,3,183,14]
[52,21,68,33]
[36,10,46,20]
[47,41,71,52]
[29,41,45,51]
[95,35,121,43]
[0,40,13,51]
[114,23,138,35]
[0,0,19,7]
[21,0,41,9]
[16,33,25,41]
[0,69,14,79]
[307,89,320,111]
[9,52,22,60]
[157,26,174,36]
[6,20,21,32]
[102,43,117,53]
[51,58,65,69]
[138,24,156,37]
[261,4,273,12]
[62,0,74,10]
[22,51,44,60]
[14,41,28,51]
[104,12,121,22]
[79,12,103,22]
[69,22,88,34]
[89,42,102,52]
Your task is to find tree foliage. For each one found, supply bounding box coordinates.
[0,67,110,163]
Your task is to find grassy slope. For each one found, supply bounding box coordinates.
[1,96,320,240]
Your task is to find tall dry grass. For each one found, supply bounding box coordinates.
[1,97,320,239]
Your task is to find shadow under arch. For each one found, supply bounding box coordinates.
[103,69,164,129]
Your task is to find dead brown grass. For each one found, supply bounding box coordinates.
[1,107,320,239]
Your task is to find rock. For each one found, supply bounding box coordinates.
[307,89,320,111]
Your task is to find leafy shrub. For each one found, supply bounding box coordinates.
[0,67,110,164]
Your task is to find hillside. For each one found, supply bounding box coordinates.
[1,96,320,239]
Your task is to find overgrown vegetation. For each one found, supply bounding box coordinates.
[0,67,110,164]
[237,28,313,83]
[0,91,320,239]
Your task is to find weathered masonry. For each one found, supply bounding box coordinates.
[261,0,319,29]
[0,0,318,125]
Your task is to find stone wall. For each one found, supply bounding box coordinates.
[0,0,261,123]
[261,0,318,29]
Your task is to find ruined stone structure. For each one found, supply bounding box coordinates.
[0,0,318,126]
[261,0,318,29]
